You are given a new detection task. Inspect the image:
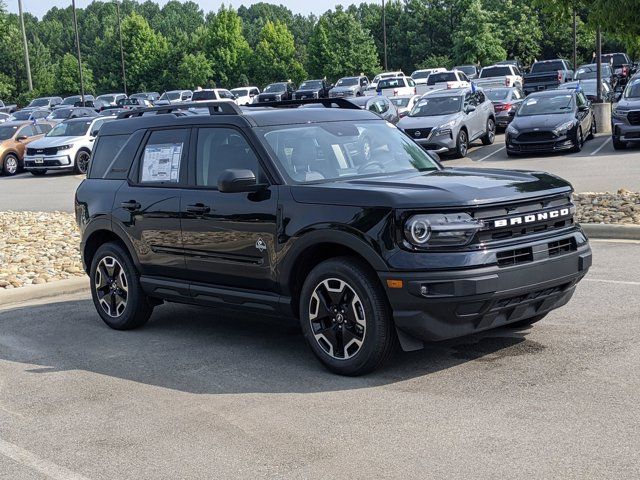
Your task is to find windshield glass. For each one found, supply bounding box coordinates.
[485,89,511,101]
[264,84,286,93]
[257,121,439,183]
[231,89,248,96]
[11,111,31,120]
[427,73,456,85]
[29,98,49,107]
[480,66,511,78]
[97,95,115,103]
[456,66,476,75]
[412,71,432,79]
[378,78,405,89]
[624,79,640,98]
[517,93,573,116]
[47,121,91,137]
[602,54,627,67]
[410,96,462,116]
[531,61,565,73]
[0,124,18,140]
[159,92,181,101]
[390,97,411,107]
[192,90,217,101]
[299,80,322,89]
[336,77,358,87]
[50,109,72,119]
[62,96,81,105]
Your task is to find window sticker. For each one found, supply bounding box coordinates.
[141,143,182,183]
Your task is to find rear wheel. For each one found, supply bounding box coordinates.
[481,118,496,145]
[454,129,469,158]
[612,137,627,150]
[299,257,397,376]
[2,153,19,176]
[90,242,153,330]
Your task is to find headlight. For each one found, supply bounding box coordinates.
[404,213,483,248]
[506,124,519,136]
[433,120,457,136]
[57,144,73,151]
[553,121,575,136]
[612,108,628,119]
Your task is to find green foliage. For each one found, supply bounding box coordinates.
[417,55,453,71]
[54,53,96,96]
[251,21,306,87]
[452,0,506,66]
[176,52,212,89]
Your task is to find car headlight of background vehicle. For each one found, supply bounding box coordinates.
[433,120,457,136]
[553,121,575,136]
[404,213,483,248]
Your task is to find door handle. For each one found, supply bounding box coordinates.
[121,200,141,211]
[186,203,211,214]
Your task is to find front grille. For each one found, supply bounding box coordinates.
[497,247,533,267]
[548,237,576,257]
[627,111,640,125]
[404,128,432,139]
[517,131,556,142]
[27,147,59,156]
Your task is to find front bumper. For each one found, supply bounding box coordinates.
[611,119,640,143]
[378,232,591,342]
[24,154,73,170]
[506,132,576,154]
[411,132,456,151]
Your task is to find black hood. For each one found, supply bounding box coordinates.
[290,168,572,209]
[511,112,575,131]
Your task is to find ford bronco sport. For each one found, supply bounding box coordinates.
[76,99,592,376]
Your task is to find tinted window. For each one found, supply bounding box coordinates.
[47,121,91,137]
[530,61,566,73]
[139,129,189,184]
[378,78,405,89]
[218,90,235,99]
[88,134,130,179]
[518,93,574,116]
[480,66,512,78]
[485,89,511,101]
[18,125,36,137]
[410,96,462,116]
[602,54,628,67]
[195,128,263,187]
[0,125,18,140]
[427,73,456,85]
[192,90,217,101]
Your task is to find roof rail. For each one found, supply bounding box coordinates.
[245,98,361,110]
[116,100,243,119]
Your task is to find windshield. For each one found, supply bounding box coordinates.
[192,90,217,101]
[410,96,462,116]
[427,73,456,85]
[159,92,181,101]
[517,94,573,116]
[299,80,323,89]
[531,61,565,73]
[480,66,511,78]
[485,89,511,101]
[257,121,439,183]
[264,84,286,93]
[62,96,81,105]
[50,109,72,119]
[29,98,49,107]
[456,66,476,75]
[11,111,31,120]
[97,95,115,103]
[412,71,432,79]
[602,54,627,67]
[0,124,18,140]
[378,78,405,89]
[231,89,248,96]
[390,97,411,107]
[624,79,640,98]
[47,121,91,137]
[336,77,358,87]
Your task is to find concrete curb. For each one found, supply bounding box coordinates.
[581,223,640,240]
[0,277,89,308]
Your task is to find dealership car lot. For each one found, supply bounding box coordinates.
[0,240,638,479]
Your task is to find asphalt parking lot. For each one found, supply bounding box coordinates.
[2,133,638,214]
[0,239,638,479]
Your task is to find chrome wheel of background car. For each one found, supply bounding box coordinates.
[3,154,18,176]
[75,150,90,174]
[482,118,496,145]
[457,130,468,157]
[308,278,366,360]
[94,256,128,318]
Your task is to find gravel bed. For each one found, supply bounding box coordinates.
[1,192,639,290]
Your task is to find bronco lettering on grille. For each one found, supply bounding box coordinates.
[494,208,571,228]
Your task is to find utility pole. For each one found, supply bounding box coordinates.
[71,0,85,102]
[382,0,388,71]
[572,9,577,71]
[596,24,602,103]
[115,1,127,95]
[17,0,33,91]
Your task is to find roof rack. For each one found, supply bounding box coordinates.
[245,98,361,110]
[116,100,242,119]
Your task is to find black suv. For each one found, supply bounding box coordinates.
[255,82,295,103]
[293,79,331,100]
[76,100,592,376]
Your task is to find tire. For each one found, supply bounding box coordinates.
[571,127,583,153]
[481,118,496,145]
[454,129,469,158]
[90,242,153,330]
[507,313,547,329]
[2,153,19,176]
[612,137,627,150]
[30,170,47,176]
[74,149,91,175]
[588,116,596,140]
[299,257,398,376]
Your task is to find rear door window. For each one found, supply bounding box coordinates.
[138,129,189,185]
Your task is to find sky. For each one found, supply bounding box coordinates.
[7,0,367,18]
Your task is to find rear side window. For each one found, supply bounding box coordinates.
[88,134,132,179]
[139,129,189,185]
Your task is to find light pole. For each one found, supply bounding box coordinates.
[572,9,577,71]
[17,0,33,91]
[115,1,127,95]
[382,0,388,70]
[71,0,85,102]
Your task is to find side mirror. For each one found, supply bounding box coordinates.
[218,169,258,193]
[578,105,589,112]
[465,105,476,114]
[16,135,28,141]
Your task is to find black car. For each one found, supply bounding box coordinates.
[601,52,635,88]
[256,82,296,103]
[558,79,615,103]
[506,89,596,155]
[76,99,591,375]
[347,95,399,124]
[484,87,525,129]
[293,79,331,100]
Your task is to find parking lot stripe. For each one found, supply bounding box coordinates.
[585,278,640,286]
[475,146,506,162]
[590,137,611,156]
[0,438,91,480]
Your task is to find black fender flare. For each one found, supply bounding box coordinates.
[81,217,142,272]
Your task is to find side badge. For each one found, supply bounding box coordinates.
[255,238,267,253]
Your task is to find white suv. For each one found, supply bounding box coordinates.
[231,87,260,105]
[23,116,113,175]
[192,88,238,104]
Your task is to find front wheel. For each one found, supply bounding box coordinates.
[481,118,496,145]
[2,153,19,176]
[299,257,397,376]
[571,127,583,153]
[588,116,596,139]
[454,129,469,158]
[74,149,91,175]
[90,242,153,330]
[612,137,627,150]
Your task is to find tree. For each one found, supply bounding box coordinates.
[306,9,380,81]
[176,52,213,89]
[452,0,506,65]
[54,52,96,96]
[251,21,306,87]
[199,6,251,87]
[485,0,542,66]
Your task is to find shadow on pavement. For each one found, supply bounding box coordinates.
[0,298,538,394]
